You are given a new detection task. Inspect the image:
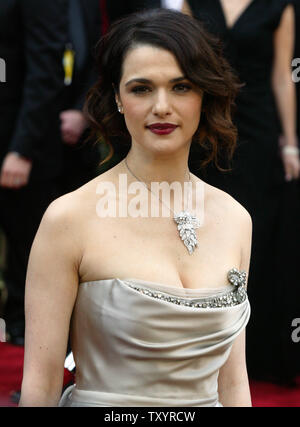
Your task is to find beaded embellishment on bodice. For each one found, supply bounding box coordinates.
[60,268,251,407]
[125,268,247,309]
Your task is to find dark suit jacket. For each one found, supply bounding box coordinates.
[59,0,103,184]
[65,0,102,112]
[0,0,68,181]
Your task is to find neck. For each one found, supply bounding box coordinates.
[124,148,191,186]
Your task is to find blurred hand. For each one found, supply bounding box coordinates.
[60,109,87,145]
[279,136,300,181]
[281,151,300,181]
[0,152,32,189]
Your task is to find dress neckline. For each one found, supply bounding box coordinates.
[80,277,233,294]
[79,267,246,294]
[218,0,255,30]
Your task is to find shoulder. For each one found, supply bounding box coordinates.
[204,181,252,229]
[204,180,252,256]
[35,183,100,271]
[206,183,252,278]
[42,191,81,229]
[41,171,114,232]
[270,0,294,29]
[39,184,93,248]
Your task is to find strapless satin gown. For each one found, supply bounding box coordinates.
[59,268,250,407]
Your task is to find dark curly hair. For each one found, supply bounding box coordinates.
[84,8,241,171]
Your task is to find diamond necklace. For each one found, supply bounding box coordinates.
[124,157,201,255]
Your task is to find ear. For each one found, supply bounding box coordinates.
[112,84,123,113]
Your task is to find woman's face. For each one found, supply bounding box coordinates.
[117,45,203,156]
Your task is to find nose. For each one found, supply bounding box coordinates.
[152,89,172,117]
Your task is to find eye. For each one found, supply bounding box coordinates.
[173,83,192,93]
[131,85,151,94]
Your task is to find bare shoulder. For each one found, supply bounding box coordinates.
[41,165,119,230]
[202,181,252,281]
[42,174,101,224]
[42,190,82,231]
[203,181,252,230]
[37,184,94,254]
[203,181,252,278]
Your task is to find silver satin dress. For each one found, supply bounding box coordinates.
[59,268,250,407]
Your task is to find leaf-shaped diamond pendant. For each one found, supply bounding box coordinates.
[173,211,201,254]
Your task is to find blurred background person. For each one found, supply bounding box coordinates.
[58,0,104,195]
[0,0,68,345]
[294,0,300,136]
[186,0,300,384]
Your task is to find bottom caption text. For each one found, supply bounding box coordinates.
[104,410,196,424]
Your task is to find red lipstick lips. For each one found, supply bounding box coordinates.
[147,123,178,135]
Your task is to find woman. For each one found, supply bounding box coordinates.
[19,9,252,407]
[186,0,300,383]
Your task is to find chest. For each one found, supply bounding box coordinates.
[78,199,242,289]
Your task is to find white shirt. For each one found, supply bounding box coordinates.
[161,0,184,12]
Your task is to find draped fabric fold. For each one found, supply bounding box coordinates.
[59,275,250,407]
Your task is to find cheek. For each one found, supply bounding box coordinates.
[181,98,203,127]
[122,100,148,137]
[123,99,147,122]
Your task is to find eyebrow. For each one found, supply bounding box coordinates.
[125,76,187,86]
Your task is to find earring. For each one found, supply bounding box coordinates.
[117,104,123,114]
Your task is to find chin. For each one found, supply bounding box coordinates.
[146,142,184,155]
[146,132,179,144]
[132,133,191,156]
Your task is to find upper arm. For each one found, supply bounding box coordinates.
[273,4,295,82]
[20,196,82,405]
[217,203,252,405]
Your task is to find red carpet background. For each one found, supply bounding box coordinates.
[1,342,300,407]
